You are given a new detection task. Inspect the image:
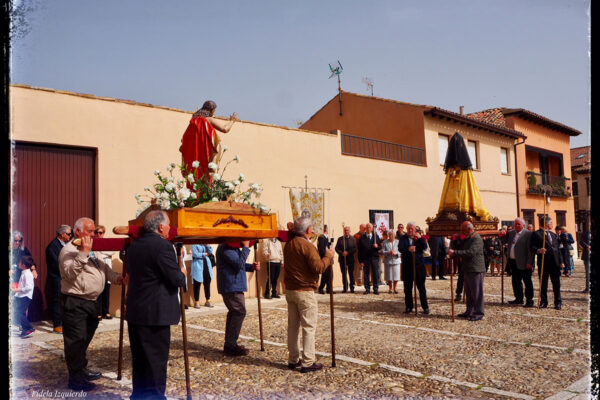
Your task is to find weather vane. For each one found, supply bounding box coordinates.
[328,60,343,116]
[362,76,374,96]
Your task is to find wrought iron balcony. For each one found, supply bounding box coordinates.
[525,171,571,197]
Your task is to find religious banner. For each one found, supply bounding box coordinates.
[369,209,394,239]
[289,189,325,236]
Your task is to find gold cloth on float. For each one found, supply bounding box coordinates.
[437,166,492,222]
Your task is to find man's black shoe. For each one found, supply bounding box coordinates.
[524,301,534,308]
[404,308,413,314]
[350,289,355,293]
[300,363,323,373]
[364,290,370,295]
[454,295,462,302]
[68,377,96,391]
[342,289,347,293]
[224,345,249,357]
[423,308,430,315]
[582,289,590,293]
[272,293,281,299]
[373,291,379,295]
[439,276,447,280]
[82,368,102,381]
[431,277,436,280]
[264,294,272,299]
[287,360,302,370]
[318,290,325,295]
[555,303,562,310]
[469,316,483,321]
[540,302,548,309]
[457,312,469,318]
[508,299,524,305]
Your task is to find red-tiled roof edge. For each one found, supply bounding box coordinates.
[425,107,526,139]
[500,108,581,137]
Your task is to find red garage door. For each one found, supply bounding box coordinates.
[11,142,96,322]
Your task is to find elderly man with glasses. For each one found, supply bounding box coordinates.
[45,224,72,333]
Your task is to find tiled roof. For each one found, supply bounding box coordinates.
[571,146,591,172]
[467,107,581,137]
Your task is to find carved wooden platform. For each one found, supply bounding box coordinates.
[129,202,278,244]
[426,210,499,237]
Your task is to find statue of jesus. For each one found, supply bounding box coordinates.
[179,100,237,183]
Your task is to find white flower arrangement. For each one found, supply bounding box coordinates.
[136,155,270,213]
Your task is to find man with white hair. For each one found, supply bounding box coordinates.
[506,218,535,307]
[283,217,334,373]
[448,221,486,321]
[59,217,125,391]
[530,216,564,310]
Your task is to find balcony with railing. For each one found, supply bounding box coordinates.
[525,171,571,198]
[340,133,426,166]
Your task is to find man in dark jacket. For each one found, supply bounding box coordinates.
[216,241,260,356]
[126,210,187,399]
[448,221,485,321]
[317,225,333,294]
[398,222,429,314]
[530,217,564,309]
[335,225,358,293]
[358,223,381,295]
[45,224,72,333]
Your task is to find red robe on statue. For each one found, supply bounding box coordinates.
[179,116,217,183]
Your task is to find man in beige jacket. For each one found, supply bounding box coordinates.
[59,217,125,391]
[283,217,334,373]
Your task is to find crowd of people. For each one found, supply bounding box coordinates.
[9,211,592,398]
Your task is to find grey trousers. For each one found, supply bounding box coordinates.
[464,271,485,318]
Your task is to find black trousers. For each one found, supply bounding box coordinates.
[362,256,380,292]
[509,260,534,303]
[61,295,100,378]
[455,263,464,296]
[538,264,562,306]
[128,324,171,400]
[402,263,429,310]
[48,274,62,327]
[97,281,111,317]
[339,256,355,292]
[222,292,246,348]
[265,262,282,296]
[318,265,332,293]
[193,266,212,301]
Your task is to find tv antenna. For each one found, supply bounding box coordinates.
[362,77,374,96]
[328,60,343,116]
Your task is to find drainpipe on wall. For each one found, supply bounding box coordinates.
[514,137,527,218]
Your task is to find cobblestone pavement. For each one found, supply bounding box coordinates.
[9,261,591,399]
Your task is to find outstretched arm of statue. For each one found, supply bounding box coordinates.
[208,113,237,133]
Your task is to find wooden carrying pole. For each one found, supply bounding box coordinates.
[254,242,265,351]
[501,244,505,305]
[449,258,455,322]
[328,240,336,367]
[117,247,128,380]
[176,243,192,400]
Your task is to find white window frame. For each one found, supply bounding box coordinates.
[500,147,509,175]
[438,134,450,165]
[467,140,479,170]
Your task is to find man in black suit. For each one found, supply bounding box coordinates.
[317,225,333,294]
[358,223,381,295]
[126,210,187,399]
[335,225,358,293]
[45,224,72,333]
[427,235,447,280]
[530,217,564,310]
[506,218,535,307]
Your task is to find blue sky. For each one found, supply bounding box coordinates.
[10,0,590,147]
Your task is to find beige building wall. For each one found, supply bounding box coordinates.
[10,85,518,314]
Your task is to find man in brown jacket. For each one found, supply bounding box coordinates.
[283,217,335,373]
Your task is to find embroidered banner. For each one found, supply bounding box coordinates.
[289,189,325,236]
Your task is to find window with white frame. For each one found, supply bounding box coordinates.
[467,140,478,169]
[438,134,449,165]
[500,147,509,174]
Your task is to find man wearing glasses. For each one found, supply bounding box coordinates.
[45,225,72,333]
